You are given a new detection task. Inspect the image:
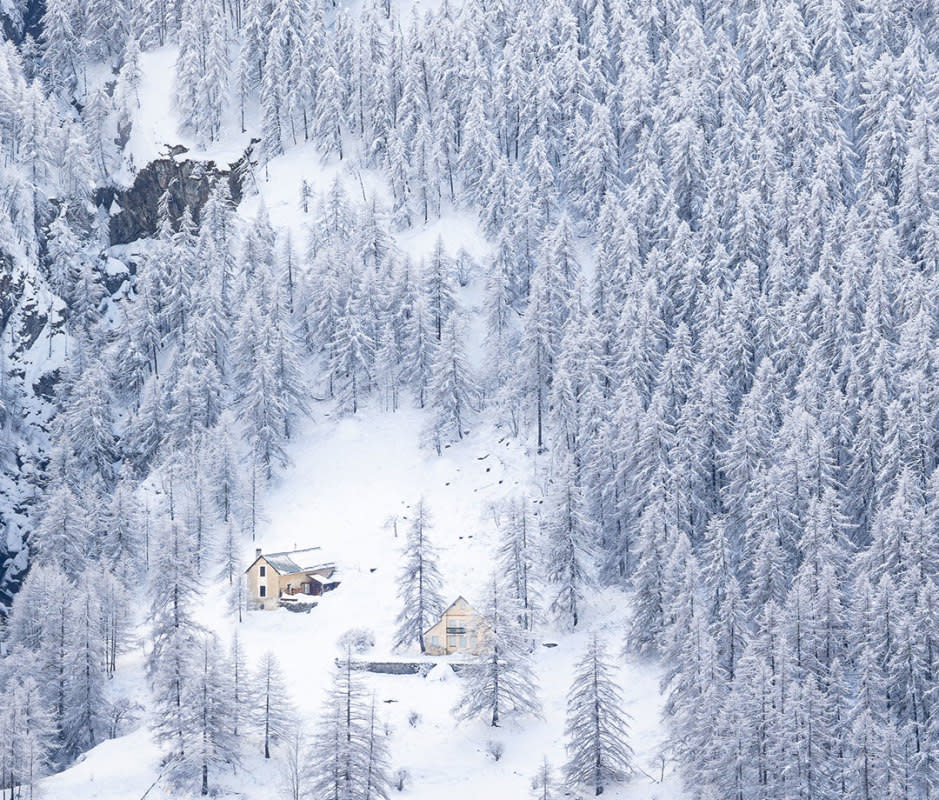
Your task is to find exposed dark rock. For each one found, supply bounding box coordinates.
[280,598,318,612]
[32,368,61,401]
[16,297,48,355]
[1,0,44,44]
[0,250,17,333]
[102,258,130,296]
[96,143,255,246]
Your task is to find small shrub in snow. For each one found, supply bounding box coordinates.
[487,740,505,761]
[408,710,421,728]
[395,768,409,791]
[339,627,376,653]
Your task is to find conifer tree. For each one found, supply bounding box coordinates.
[456,576,541,726]
[425,314,478,454]
[543,451,595,630]
[393,500,445,653]
[311,649,391,800]
[255,652,293,759]
[564,635,633,796]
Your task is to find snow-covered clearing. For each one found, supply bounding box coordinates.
[41,403,681,800]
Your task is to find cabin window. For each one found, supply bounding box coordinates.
[259,585,266,597]
[260,566,266,577]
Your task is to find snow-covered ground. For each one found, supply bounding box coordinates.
[40,405,681,800]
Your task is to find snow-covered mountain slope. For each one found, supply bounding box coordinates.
[27,37,683,793]
[7,0,937,796]
[41,406,680,800]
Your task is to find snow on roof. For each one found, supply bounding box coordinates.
[260,547,327,575]
[309,571,340,585]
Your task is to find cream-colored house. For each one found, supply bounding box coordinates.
[423,596,487,655]
[245,548,340,610]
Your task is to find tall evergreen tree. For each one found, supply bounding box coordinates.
[393,500,445,653]
[564,635,634,796]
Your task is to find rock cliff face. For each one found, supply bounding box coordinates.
[0,0,44,44]
[0,145,254,615]
[0,246,44,617]
[0,250,17,334]
[96,144,253,245]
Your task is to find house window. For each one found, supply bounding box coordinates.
[260,565,266,577]
[448,635,457,648]
[431,635,440,647]
[259,585,266,597]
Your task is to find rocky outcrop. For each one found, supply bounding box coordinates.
[0,0,44,44]
[0,250,17,333]
[96,143,255,246]
[0,0,46,45]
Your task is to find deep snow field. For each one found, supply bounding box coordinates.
[37,24,684,800]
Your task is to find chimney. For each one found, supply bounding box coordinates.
[255,548,262,559]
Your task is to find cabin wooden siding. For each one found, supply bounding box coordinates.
[423,597,487,655]
[246,557,337,609]
[246,556,278,610]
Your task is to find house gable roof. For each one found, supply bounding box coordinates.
[443,595,474,615]
[245,547,329,575]
[427,596,476,626]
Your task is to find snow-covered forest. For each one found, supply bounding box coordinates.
[0,0,938,796]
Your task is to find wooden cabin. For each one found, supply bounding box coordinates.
[245,547,340,610]
[423,596,487,655]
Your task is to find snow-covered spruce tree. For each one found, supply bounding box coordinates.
[40,0,81,95]
[393,499,445,653]
[62,357,117,483]
[100,469,144,573]
[232,296,290,479]
[171,633,238,796]
[175,0,229,143]
[424,313,479,454]
[626,494,668,658]
[424,237,459,341]
[255,651,294,759]
[564,635,633,796]
[310,648,391,800]
[33,481,94,576]
[61,574,109,761]
[456,575,541,727]
[404,286,436,409]
[543,450,595,630]
[0,669,55,798]
[329,280,376,415]
[148,511,208,786]
[314,34,346,159]
[496,495,536,632]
